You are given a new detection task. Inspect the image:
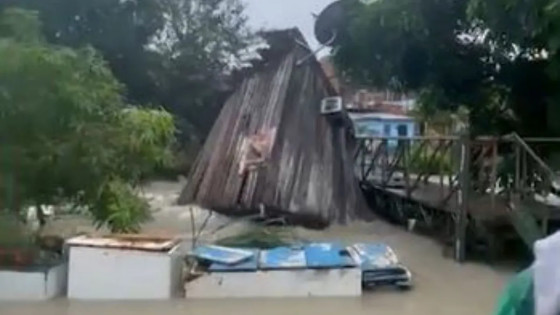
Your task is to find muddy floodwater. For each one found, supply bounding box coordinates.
[1,181,515,315]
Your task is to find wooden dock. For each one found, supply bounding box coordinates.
[377,182,558,222]
[355,135,560,261]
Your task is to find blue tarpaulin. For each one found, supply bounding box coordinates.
[208,249,259,272]
[304,242,356,269]
[191,242,412,289]
[259,247,307,270]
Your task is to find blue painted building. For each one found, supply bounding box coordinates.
[350,112,418,141]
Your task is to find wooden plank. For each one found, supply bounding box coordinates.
[179,29,367,225]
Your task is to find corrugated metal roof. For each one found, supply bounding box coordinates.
[350,112,414,121]
[66,235,180,252]
[349,102,412,115]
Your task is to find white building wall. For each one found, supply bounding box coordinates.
[0,263,67,301]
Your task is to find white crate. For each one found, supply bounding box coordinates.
[67,237,184,300]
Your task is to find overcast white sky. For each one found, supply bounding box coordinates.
[244,0,336,50]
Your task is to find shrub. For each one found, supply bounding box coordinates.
[0,8,175,233]
[408,143,453,174]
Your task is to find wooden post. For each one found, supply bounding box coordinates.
[439,141,445,197]
[455,132,470,263]
[490,140,498,210]
[382,139,388,187]
[515,143,521,193]
[360,140,366,181]
[404,140,411,198]
[448,140,454,200]
[522,150,528,191]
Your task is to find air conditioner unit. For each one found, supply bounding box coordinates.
[321,97,343,115]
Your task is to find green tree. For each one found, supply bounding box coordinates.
[333,0,499,132]
[0,0,254,144]
[332,0,559,136]
[0,8,175,232]
[154,0,254,139]
[0,0,165,105]
[469,0,560,136]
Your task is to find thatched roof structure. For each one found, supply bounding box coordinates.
[179,29,368,227]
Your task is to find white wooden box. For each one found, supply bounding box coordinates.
[67,235,184,300]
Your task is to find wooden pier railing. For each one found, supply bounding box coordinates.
[354,134,560,261]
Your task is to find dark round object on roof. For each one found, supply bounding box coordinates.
[314,0,347,46]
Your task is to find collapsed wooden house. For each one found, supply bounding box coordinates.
[179,29,367,227]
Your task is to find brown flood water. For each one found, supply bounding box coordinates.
[0,220,514,315]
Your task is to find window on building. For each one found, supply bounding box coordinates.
[383,124,391,136]
[397,124,408,137]
[356,124,368,136]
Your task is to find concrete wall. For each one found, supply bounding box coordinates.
[186,268,362,299]
[0,263,67,301]
[67,245,183,300]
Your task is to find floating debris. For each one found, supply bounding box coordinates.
[188,241,412,291]
[179,29,368,227]
[214,226,300,249]
[349,243,413,289]
[190,245,254,265]
[259,247,307,270]
[304,242,356,269]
